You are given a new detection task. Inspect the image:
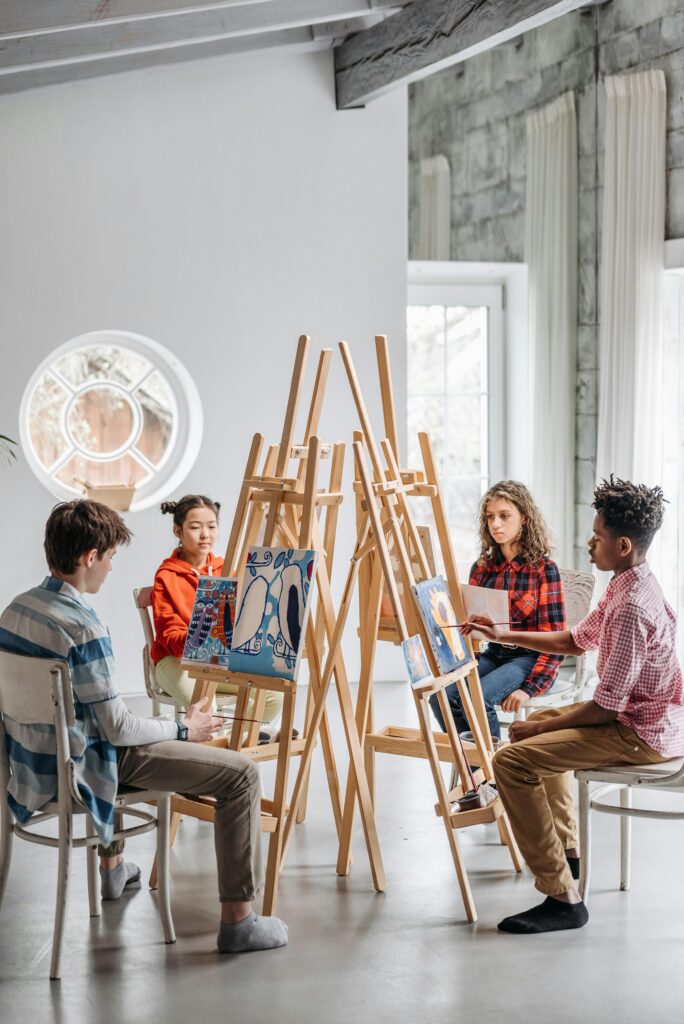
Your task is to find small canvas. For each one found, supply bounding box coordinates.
[228,546,318,681]
[182,576,238,666]
[412,575,470,676]
[401,635,433,689]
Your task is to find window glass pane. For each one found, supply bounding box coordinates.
[445,478,482,565]
[446,395,482,479]
[68,386,136,455]
[407,305,445,395]
[55,452,149,489]
[133,370,175,466]
[27,372,71,471]
[446,306,487,393]
[55,346,150,389]
[407,395,445,476]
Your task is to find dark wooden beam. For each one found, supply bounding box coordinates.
[335,0,595,109]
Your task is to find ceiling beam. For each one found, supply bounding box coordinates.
[335,0,596,109]
[0,0,403,38]
[0,1,405,71]
[0,25,331,94]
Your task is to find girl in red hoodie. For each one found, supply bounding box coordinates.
[151,494,283,725]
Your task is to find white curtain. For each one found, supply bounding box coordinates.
[526,91,578,569]
[596,70,666,487]
[418,155,451,260]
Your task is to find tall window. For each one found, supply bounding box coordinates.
[20,330,203,511]
[407,283,504,565]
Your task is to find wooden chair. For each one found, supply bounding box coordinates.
[133,586,185,716]
[513,567,595,720]
[576,757,684,903]
[0,651,175,980]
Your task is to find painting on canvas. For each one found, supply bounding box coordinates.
[182,576,238,666]
[228,546,318,681]
[401,635,433,689]
[411,575,470,676]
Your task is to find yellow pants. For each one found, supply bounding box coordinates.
[492,703,669,896]
[154,656,284,725]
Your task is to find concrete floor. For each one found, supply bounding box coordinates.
[2,682,684,1023]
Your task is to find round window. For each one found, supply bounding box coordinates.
[20,330,203,511]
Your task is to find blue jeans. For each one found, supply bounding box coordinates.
[428,645,538,741]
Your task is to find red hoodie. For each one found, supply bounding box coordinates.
[150,549,224,663]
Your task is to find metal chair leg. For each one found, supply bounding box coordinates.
[620,787,632,892]
[578,777,591,903]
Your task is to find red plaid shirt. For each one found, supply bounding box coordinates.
[572,563,684,757]
[469,556,566,697]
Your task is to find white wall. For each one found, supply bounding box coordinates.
[0,50,408,691]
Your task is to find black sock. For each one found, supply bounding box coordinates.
[498,896,588,935]
[566,855,580,881]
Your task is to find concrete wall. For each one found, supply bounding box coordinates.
[408,0,684,568]
[0,50,408,692]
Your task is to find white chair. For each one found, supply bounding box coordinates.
[0,651,175,980]
[133,586,184,716]
[513,567,596,720]
[576,758,684,903]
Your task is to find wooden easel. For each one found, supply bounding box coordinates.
[168,337,386,913]
[334,339,521,922]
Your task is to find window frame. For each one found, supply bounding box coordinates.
[407,281,505,487]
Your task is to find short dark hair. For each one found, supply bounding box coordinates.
[593,476,666,553]
[160,494,220,528]
[44,500,132,575]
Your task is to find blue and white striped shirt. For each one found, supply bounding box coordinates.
[0,577,119,844]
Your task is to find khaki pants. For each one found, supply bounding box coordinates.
[99,740,263,903]
[492,703,669,896]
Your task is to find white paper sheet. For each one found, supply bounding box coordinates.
[460,584,510,641]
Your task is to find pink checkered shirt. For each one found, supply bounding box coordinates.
[572,563,684,757]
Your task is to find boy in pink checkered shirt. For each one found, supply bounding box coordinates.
[464,477,684,935]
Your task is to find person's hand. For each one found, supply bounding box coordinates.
[182,701,223,743]
[501,689,529,713]
[461,614,502,642]
[507,719,542,743]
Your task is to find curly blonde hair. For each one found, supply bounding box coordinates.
[476,480,553,565]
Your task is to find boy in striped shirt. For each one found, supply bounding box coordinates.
[0,500,288,953]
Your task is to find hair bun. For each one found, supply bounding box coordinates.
[160,501,178,515]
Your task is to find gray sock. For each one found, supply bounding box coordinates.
[217,913,288,953]
[100,861,141,900]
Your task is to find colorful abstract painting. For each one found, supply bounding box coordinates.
[411,576,470,676]
[401,635,433,689]
[228,546,318,681]
[182,576,238,667]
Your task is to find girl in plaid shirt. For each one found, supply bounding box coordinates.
[429,480,566,740]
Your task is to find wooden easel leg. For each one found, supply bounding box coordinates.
[296,442,345,825]
[303,613,343,837]
[310,526,386,892]
[337,556,383,874]
[295,678,316,824]
[414,693,477,923]
[262,689,296,916]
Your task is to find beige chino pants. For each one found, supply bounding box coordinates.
[100,741,263,903]
[492,703,669,896]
